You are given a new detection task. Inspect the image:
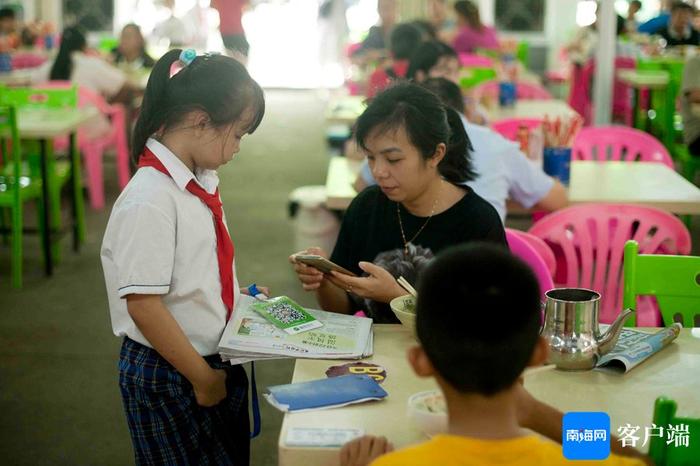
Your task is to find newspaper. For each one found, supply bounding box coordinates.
[218,295,374,364]
[596,323,682,373]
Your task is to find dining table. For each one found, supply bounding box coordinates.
[13,106,99,275]
[277,325,700,466]
[484,99,578,122]
[325,157,700,215]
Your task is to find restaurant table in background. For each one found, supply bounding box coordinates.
[325,157,700,214]
[617,69,671,137]
[278,325,700,466]
[325,95,366,126]
[0,69,36,87]
[15,106,99,275]
[485,99,578,122]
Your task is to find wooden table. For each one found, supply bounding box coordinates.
[17,107,99,274]
[278,325,700,466]
[485,99,578,122]
[325,157,700,215]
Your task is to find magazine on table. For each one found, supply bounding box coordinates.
[596,323,682,373]
[218,294,374,364]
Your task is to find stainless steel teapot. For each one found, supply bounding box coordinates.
[540,288,634,370]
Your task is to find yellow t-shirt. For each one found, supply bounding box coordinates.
[371,435,646,466]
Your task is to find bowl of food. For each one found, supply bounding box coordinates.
[407,390,447,437]
[390,295,416,331]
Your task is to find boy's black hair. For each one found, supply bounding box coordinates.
[355,82,475,185]
[389,23,424,61]
[20,26,37,47]
[406,41,458,80]
[420,77,466,114]
[132,49,265,162]
[416,243,542,396]
[50,27,87,81]
[630,0,642,9]
[0,7,16,20]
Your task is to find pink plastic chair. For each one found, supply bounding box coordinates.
[458,53,494,67]
[43,81,130,209]
[473,80,552,101]
[508,228,556,278]
[572,126,674,168]
[528,204,691,326]
[506,229,555,299]
[491,118,543,141]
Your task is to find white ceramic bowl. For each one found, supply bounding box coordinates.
[390,295,416,332]
[407,390,448,437]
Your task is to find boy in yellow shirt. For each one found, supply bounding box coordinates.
[340,244,651,466]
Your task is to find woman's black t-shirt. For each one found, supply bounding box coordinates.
[330,185,507,322]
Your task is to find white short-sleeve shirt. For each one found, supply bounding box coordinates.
[101,138,241,355]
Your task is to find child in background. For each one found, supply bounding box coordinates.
[340,244,651,466]
[12,25,47,69]
[101,48,265,464]
[367,23,424,98]
[452,0,499,54]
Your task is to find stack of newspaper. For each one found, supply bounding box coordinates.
[596,323,682,373]
[218,295,374,365]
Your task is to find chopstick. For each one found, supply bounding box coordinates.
[397,276,418,297]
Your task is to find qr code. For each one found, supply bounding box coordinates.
[267,303,305,324]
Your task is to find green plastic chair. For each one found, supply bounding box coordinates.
[0,85,84,263]
[516,40,529,66]
[623,240,700,327]
[459,67,498,89]
[0,105,44,287]
[649,397,700,466]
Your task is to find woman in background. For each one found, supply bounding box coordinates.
[111,24,155,69]
[452,0,499,54]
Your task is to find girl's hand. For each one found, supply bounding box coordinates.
[242,285,271,297]
[328,262,406,303]
[340,435,393,466]
[193,368,227,407]
[289,247,329,291]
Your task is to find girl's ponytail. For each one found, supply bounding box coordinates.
[131,49,182,161]
[439,106,476,184]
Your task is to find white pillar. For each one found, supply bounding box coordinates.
[593,0,616,125]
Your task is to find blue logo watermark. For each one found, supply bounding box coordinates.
[563,412,611,460]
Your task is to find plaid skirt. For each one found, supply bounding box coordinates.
[119,338,250,466]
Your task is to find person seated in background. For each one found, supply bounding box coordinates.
[111,23,156,70]
[46,27,140,105]
[654,1,699,46]
[355,78,568,223]
[638,0,671,33]
[339,243,651,466]
[428,0,457,43]
[405,40,489,125]
[290,83,506,323]
[682,54,700,157]
[626,0,643,33]
[0,6,18,48]
[11,24,48,69]
[452,0,499,54]
[367,23,424,98]
[351,0,397,64]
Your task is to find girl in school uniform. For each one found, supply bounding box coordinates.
[101,48,265,465]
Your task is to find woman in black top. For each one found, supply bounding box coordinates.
[290,83,506,322]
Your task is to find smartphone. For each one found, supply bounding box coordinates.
[294,255,357,277]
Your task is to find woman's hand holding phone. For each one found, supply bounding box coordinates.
[289,247,329,291]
